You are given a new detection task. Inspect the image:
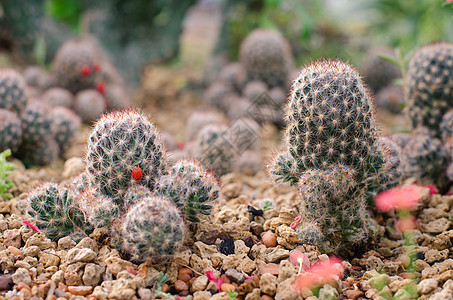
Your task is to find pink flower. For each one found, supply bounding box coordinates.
[23,221,41,232]
[294,256,344,293]
[395,216,418,233]
[375,185,422,212]
[289,250,310,271]
[206,270,223,291]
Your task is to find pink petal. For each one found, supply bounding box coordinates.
[23,221,42,232]
[375,185,422,212]
[289,250,310,270]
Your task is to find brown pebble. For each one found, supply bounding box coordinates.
[58,282,67,292]
[180,290,190,296]
[178,268,192,283]
[347,277,354,283]
[161,283,169,293]
[174,280,189,291]
[345,289,364,300]
[261,295,273,300]
[15,282,31,291]
[259,263,279,275]
[400,272,417,279]
[220,274,231,284]
[57,297,68,300]
[397,254,411,268]
[67,286,93,296]
[262,231,277,247]
[221,283,236,293]
[342,281,351,288]
[7,246,22,256]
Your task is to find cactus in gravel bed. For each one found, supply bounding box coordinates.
[73,89,107,123]
[27,182,92,241]
[268,59,395,255]
[53,39,101,93]
[114,195,186,264]
[194,123,236,176]
[20,101,52,144]
[295,221,325,246]
[405,42,453,136]
[0,109,22,152]
[50,107,82,155]
[122,185,153,211]
[42,88,73,108]
[155,159,220,223]
[240,29,294,88]
[85,109,167,200]
[0,68,28,114]
[77,188,120,228]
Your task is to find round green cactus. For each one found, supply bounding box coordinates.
[0,109,22,152]
[50,106,82,155]
[20,101,52,144]
[0,68,28,114]
[77,188,120,228]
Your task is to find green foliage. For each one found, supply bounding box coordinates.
[45,0,81,32]
[0,149,16,200]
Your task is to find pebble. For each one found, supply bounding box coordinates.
[0,275,13,290]
[260,263,279,275]
[262,232,277,247]
[417,278,438,294]
[396,254,411,268]
[11,268,31,285]
[68,285,93,296]
[259,273,278,296]
[220,283,236,292]
[175,279,189,291]
[191,275,208,292]
[226,268,245,284]
[345,289,364,300]
[7,246,21,257]
[178,268,192,283]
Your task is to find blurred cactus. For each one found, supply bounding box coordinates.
[185,110,224,142]
[0,109,22,152]
[104,85,130,111]
[0,69,29,114]
[114,195,186,264]
[20,101,52,144]
[374,85,403,114]
[73,89,106,123]
[17,137,60,166]
[235,150,261,175]
[194,123,236,176]
[405,42,453,136]
[362,48,401,93]
[203,82,235,113]
[218,63,247,93]
[27,182,92,241]
[243,80,268,103]
[295,221,325,246]
[23,66,56,90]
[224,117,260,154]
[85,109,167,200]
[155,159,220,223]
[42,87,73,108]
[240,29,294,88]
[49,106,82,155]
[268,87,287,109]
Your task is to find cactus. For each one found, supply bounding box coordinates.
[122,185,153,212]
[243,80,268,103]
[185,110,224,142]
[268,59,394,255]
[295,221,325,246]
[42,88,73,108]
[52,39,101,93]
[71,172,91,194]
[114,195,186,264]
[374,85,403,114]
[104,84,130,111]
[268,87,287,109]
[202,55,228,87]
[203,82,235,112]
[77,188,120,228]
[20,101,52,144]
[0,109,22,152]
[50,107,82,155]
[194,123,236,176]
[85,109,167,199]
[239,29,294,88]
[440,109,453,144]
[218,63,246,93]
[74,90,107,123]
[18,137,60,166]
[27,182,92,241]
[155,159,220,223]
[235,150,261,175]
[361,47,401,93]
[405,42,453,136]
[224,117,260,154]
[0,68,28,114]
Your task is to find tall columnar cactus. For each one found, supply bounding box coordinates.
[239,29,294,88]
[405,42,453,136]
[194,123,236,176]
[74,90,107,123]
[20,101,52,144]
[268,59,395,255]
[0,109,22,152]
[0,68,28,114]
[85,109,167,200]
[52,39,100,93]
[50,107,82,155]
[155,159,220,223]
[27,183,92,241]
[114,195,186,264]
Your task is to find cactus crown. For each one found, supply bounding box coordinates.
[0,68,28,114]
[85,108,167,201]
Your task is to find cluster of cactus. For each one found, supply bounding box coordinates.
[268,59,401,256]
[0,69,79,165]
[27,109,220,264]
[202,28,294,126]
[184,110,262,176]
[23,38,130,125]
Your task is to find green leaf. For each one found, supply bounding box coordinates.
[377,55,400,67]
[33,36,47,68]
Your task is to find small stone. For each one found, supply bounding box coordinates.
[318,284,339,300]
[366,256,384,271]
[245,288,261,300]
[250,222,264,237]
[260,263,279,275]
[369,274,389,291]
[422,218,450,234]
[57,236,76,250]
[397,254,411,269]
[7,246,21,256]
[138,287,153,300]
[3,229,21,248]
[178,268,192,283]
[191,275,209,292]
[262,231,277,247]
[259,273,278,296]
[0,275,13,290]
[22,246,40,257]
[194,290,213,300]
[12,268,31,285]
[264,247,289,263]
[67,285,93,296]
[226,268,245,284]
[425,249,449,264]
[417,278,438,294]
[175,280,189,291]
[221,283,236,293]
[64,270,82,286]
[39,252,60,268]
[345,289,364,300]
[82,263,104,286]
[278,260,297,282]
[51,270,64,284]
[378,247,394,258]
[261,295,273,300]
[66,248,96,264]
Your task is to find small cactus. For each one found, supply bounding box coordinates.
[361,47,401,93]
[50,107,82,155]
[218,63,246,93]
[155,159,220,223]
[0,68,28,114]
[203,82,235,112]
[405,42,453,136]
[85,109,167,199]
[52,39,101,93]
[243,80,268,103]
[104,84,130,111]
[71,172,90,194]
[185,110,223,142]
[20,100,52,144]
[114,195,186,264]
[73,89,107,123]
[27,182,92,241]
[374,85,403,114]
[42,87,73,108]
[122,185,153,212]
[77,188,120,228]
[295,221,325,246]
[240,29,294,88]
[0,109,22,152]
[18,137,60,166]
